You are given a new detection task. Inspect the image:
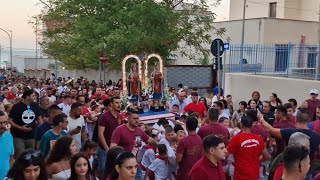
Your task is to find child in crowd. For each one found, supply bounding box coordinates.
[159,126,177,179]
[218,117,238,180]
[169,136,178,153]
[160,126,175,145]
[219,117,240,138]
[150,100,165,112]
[140,141,158,175]
[80,140,98,169]
[176,130,186,142]
[172,104,180,113]
[171,104,180,120]
[147,144,169,180]
[178,115,187,124]
[152,118,169,138]
[90,104,101,117]
[200,117,210,127]
[174,124,185,133]
[138,123,146,132]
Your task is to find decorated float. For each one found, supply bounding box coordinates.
[120,54,175,124]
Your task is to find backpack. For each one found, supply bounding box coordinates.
[91,112,103,143]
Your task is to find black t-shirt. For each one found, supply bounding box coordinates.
[39,107,49,118]
[262,111,275,126]
[9,101,41,139]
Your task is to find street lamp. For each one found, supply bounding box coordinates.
[240,0,247,72]
[0,28,12,74]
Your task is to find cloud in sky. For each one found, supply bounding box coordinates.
[0,0,42,50]
[0,0,229,50]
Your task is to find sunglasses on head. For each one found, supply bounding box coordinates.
[23,151,41,161]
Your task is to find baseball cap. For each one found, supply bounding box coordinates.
[6,92,16,100]
[310,89,318,95]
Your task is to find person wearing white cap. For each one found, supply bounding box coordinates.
[306,89,320,121]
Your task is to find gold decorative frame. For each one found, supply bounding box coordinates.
[122,55,142,94]
[144,54,163,87]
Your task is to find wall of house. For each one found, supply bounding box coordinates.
[224,73,320,109]
[283,0,301,20]
[229,0,318,21]
[57,69,121,82]
[229,0,287,20]
[262,18,319,44]
[298,0,319,22]
[213,18,318,45]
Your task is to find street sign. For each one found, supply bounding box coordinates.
[99,53,108,64]
[210,38,224,57]
[224,43,230,50]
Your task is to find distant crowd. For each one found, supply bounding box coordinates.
[0,75,319,180]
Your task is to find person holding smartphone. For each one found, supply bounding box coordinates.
[8,89,43,158]
[110,107,155,180]
[67,103,87,151]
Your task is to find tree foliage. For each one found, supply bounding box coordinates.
[38,0,225,69]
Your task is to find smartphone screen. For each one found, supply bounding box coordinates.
[135,135,142,147]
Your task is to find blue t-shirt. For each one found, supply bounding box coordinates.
[39,130,67,158]
[35,122,52,141]
[280,128,320,160]
[0,132,14,180]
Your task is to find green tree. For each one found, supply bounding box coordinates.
[38,0,225,69]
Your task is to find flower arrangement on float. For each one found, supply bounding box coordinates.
[161,84,171,108]
[120,93,130,111]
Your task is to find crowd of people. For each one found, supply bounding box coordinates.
[0,75,320,180]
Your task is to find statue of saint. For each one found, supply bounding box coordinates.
[127,64,140,101]
[150,63,162,100]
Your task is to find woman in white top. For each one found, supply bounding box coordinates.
[68,153,98,180]
[231,101,247,127]
[46,136,77,180]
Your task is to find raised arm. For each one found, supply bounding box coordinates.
[258,113,281,138]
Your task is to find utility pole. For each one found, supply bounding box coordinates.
[316,2,320,80]
[9,30,12,74]
[0,44,2,65]
[35,17,38,79]
[0,28,12,74]
[240,0,247,71]
[55,59,58,78]
[217,40,221,100]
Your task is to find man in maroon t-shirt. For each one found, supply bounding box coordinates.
[96,97,121,177]
[176,116,202,180]
[285,103,296,125]
[182,92,207,119]
[189,135,227,180]
[306,89,320,121]
[272,105,296,156]
[98,97,122,151]
[110,107,154,152]
[198,108,229,145]
[311,105,320,133]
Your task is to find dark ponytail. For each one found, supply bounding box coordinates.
[272,93,282,105]
[110,152,136,180]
